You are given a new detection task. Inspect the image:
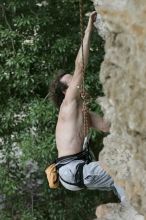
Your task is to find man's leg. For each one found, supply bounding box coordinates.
[83,161,125,202]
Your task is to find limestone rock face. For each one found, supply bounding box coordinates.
[95,202,144,220]
[93,0,146,218]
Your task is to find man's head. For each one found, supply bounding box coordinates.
[50,72,73,108]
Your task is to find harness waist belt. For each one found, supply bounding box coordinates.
[55,150,92,188]
[55,149,91,169]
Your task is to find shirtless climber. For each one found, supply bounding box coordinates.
[49,11,125,202]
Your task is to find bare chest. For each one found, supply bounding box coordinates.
[56,102,84,156]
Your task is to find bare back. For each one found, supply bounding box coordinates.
[56,100,84,157]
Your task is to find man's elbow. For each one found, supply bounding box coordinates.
[101,122,111,132]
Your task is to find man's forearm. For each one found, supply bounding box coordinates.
[75,16,94,69]
[90,111,110,132]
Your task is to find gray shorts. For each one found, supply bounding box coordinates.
[59,160,125,201]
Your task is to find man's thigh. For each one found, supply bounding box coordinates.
[83,161,114,190]
[58,160,84,191]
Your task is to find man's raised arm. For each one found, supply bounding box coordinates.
[75,11,97,69]
[64,12,97,102]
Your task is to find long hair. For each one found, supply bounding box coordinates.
[50,71,68,108]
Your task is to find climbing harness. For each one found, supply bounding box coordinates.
[45,134,92,189]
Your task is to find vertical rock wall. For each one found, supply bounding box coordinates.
[93,0,146,218]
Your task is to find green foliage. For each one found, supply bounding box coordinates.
[0,0,105,219]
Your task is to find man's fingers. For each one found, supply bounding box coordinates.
[91,11,97,16]
[90,11,97,23]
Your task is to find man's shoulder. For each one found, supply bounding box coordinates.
[61,98,78,109]
[59,99,79,117]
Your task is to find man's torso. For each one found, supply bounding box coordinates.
[56,99,85,157]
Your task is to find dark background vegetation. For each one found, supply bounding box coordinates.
[0,0,106,219]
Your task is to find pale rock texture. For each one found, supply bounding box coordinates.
[93,0,146,219]
[95,202,144,220]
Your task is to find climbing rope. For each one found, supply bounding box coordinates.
[79,0,89,138]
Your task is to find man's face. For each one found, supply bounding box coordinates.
[60,74,73,88]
